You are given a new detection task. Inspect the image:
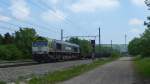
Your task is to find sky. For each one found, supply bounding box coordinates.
[0,0,149,44]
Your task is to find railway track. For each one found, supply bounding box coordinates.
[0,61,38,68]
[0,59,87,68]
[0,59,92,82]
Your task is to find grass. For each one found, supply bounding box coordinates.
[134,56,150,78]
[28,58,117,84]
[0,81,6,84]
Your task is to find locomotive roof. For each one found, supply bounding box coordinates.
[54,40,80,47]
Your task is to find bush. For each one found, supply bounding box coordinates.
[111,51,121,58]
[95,46,121,58]
[0,81,6,84]
[0,28,38,60]
[128,24,150,57]
[0,45,24,60]
[134,57,150,78]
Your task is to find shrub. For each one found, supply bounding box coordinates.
[0,45,24,60]
[111,51,121,58]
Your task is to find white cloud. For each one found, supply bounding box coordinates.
[129,18,143,26]
[0,15,11,22]
[70,0,120,13]
[41,10,66,22]
[9,0,30,20]
[131,0,145,6]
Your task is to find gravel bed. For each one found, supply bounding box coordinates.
[0,59,92,82]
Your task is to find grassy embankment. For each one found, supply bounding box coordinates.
[134,56,150,80]
[27,56,118,84]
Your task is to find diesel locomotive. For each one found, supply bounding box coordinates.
[32,39,80,62]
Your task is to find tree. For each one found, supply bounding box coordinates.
[33,36,48,42]
[0,28,39,60]
[139,27,150,56]
[128,17,150,57]
[14,28,37,58]
[0,34,3,45]
[3,33,14,44]
[128,38,141,56]
[67,38,92,57]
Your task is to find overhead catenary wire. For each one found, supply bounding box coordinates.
[34,0,82,30]
[0,0,82,39]
[0,25,56,40]
[0,21,54,36]
[0,0,60,35]
[0,25,17,31]
[33,0,70,24]
[26,0,72,36]
[0,17,58,38]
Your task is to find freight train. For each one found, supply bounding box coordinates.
[32,39,81,63]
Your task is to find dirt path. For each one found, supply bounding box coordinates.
[60,57,137,84]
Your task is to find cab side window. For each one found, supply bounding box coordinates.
[56,43,62,50]
[74,47,78,52]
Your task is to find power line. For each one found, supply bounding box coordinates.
[0,25,17,31]
[0,25,56,40]
[35,0,82,30]
[0,0,59,35]
[1,0,81,39]
[0,21,57,37]
[28,0,78,35]
[35,0,71,24]
[63,35,98,40]
[28,0,68,25]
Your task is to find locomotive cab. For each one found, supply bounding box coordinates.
[32,42,49,54]
[32,41,51,62]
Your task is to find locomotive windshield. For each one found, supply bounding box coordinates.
[32,42,48,47]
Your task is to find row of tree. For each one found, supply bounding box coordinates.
[0,28,38,60]
[0,27,120,60]
[0,28,95,60]
[128,18,150,57]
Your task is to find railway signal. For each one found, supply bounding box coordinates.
[91,40,96,48]
[91,40,95,60]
